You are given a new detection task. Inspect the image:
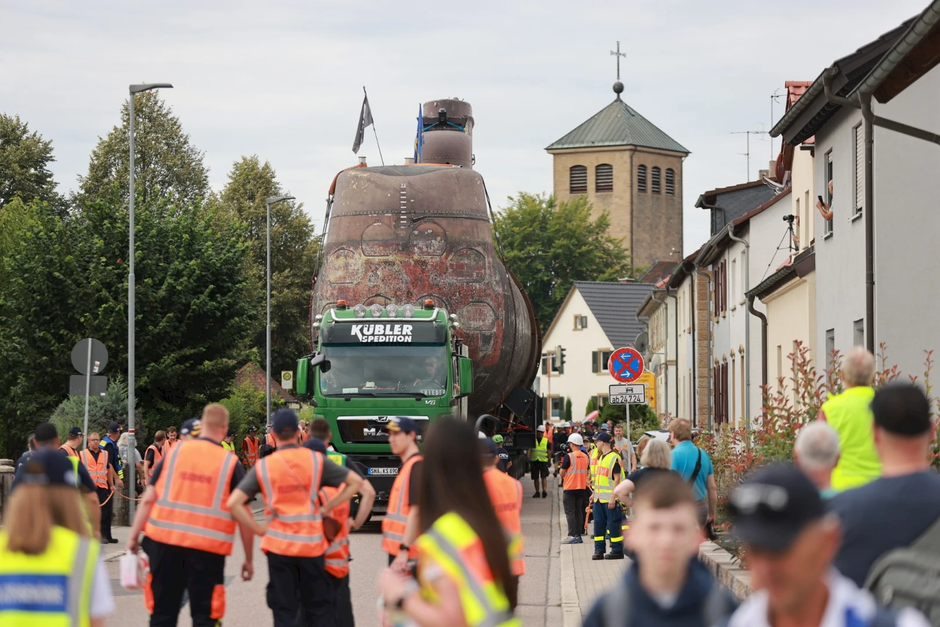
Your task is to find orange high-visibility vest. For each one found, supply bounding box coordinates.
[319,484,351,578]
[146,443,165,479]
[382,454,422,559]
[80,449,109,489]
[483,468,525,576]
[165,438,178,451]
[60,443,79,458]
[242,436,259,466]
[144,440,239,555]
[563,451,589,491]
[257,448,327,558]
[264,433,277,451]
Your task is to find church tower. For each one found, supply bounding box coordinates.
[545,45,689,269]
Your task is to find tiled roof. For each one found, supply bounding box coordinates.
[696,181,777,236]
[546,98,689,154]
[235,363,297,404]
[638,261,679,285]
[573,281,654,349]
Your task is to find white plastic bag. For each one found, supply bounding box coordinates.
[120,550,149,590]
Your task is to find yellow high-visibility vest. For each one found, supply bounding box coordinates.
[823,386,880,490]
[592,451,621,503]
[531,437,548,463]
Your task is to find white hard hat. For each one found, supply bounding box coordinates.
[567,433,583,447]
[561,421,571,428]
[537,425,546,432]
[478,431,487,439]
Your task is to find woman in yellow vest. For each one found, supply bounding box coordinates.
[379,418,520,627]
[0,449,114,626]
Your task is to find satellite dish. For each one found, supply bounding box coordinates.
[651,354,662,370]
[634,331,649,356]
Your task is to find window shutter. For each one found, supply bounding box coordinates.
[592,351,599,373]
[665,168,675,195]
[569,166,587,194]
[595,164,613,193]
[652,167,662,194]
[637,165,647,193]
[855,125,864,214]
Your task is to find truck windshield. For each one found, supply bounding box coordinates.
[319,346,449,397]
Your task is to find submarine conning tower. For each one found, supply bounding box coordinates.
[420,99,474,169]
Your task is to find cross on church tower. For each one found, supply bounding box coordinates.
[610,41,626,99]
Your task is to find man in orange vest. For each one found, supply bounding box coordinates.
[560,432,589,543]
[260,423,278,458]
[228,408,363,627]
[241,425,260,468]
[481,437,525,578]
[165,425,178,450]
[126,404,255,626]
[82,431,122,543]
[60,426,83,457]
[382,416,423,572]
[144,430,166,482]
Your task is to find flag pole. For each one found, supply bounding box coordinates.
[364,86,385,165]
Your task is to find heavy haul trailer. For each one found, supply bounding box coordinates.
[295,98,541,509]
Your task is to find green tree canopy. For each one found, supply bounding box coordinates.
[217,155,320,374]
[0,114,64,214]
[494,193,635,331]
[76,90,209,207]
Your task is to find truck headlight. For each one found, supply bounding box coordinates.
[386,303,399,317]
[401,304,416,318]
[370,304,384,317]
[354,304,367,318]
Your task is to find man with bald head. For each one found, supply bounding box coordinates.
[794,421,841,499]
[818,347,879,490]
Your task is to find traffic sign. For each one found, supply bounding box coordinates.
[281,371,293,390]
[608,347,644,383]
[609,384,647,405]
[636,371,657,409]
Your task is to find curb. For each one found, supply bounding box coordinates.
[698,541,752,601]
[558,492,581,627]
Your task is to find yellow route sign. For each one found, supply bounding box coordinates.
[636,371,656,410]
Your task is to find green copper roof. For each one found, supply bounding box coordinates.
[546,98,689,154]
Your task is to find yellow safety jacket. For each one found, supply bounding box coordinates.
[221,440,236,453]
[531,437,548,463]
[592,451,621,503]
[822,386,880,491]
[416,512,520,627]
[0,525,99,627]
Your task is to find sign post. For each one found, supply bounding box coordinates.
[609,347,645,470]
[70,338,109,450]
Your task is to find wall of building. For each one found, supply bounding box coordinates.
[631,149,685,267]
[762,273,817,402]
[646,295,678,418]
[675,275,696,422]
[814,106,867,369]
[535,288,616,421]
[873,64,940,378]
[790,146,817,250]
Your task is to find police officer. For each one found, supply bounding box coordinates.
[592,432,624,560]
[0,449,115,625]
[222,428,237,453]
[127,404,255,626]
[228,409,363,627]
[180,418,201,441]
[101,422,124,485]
[382,416,423,571]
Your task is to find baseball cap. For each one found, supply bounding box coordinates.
[384,416,418,434]
[226,428,235,437]
[68,426,83,437]
[34,422,59,444]
[480,438,498,457]
[304,437,328,454]
[492,434,504,444]
[872,382,933,436]
[272,409,300,433]
[537,425,545,432]
[595,432,612,444]
[107,422,121,433]
[600,423,610,431]
[567,433,584,447]
[248,425,257,433]
[19,449,79,487]
[729,464,825,551]
[180,419,201,436]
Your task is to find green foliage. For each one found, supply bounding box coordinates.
[585,397,598,416]
[217,380,279,440]
[0,114,64,215]
[49,378,142,441]
[564,397,572,423]
[216,156,320,375]
[494,193,636,330]
[298,406,316,424]
[75,91,209,207]
[599,402,660,440]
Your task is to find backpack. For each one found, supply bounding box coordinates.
[865,515,940,625]
[602,575,733,627]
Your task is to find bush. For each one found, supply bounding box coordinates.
[50,377,143,442]
[600,402,660,440]
[585,397,597,416]
[564,398,572,423]
[218,381,283,441]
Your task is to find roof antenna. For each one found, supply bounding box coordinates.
[731,130,763,181]
[611,41,626,100]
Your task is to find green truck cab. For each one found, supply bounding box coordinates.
[294,299,473,512]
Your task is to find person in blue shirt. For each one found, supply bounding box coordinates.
[668,419,716,528]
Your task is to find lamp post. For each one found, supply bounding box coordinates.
[265,196,295,426]
[128,82,172,524]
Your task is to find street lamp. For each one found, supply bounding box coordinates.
[128,82,172,524]
[265,195,295,427]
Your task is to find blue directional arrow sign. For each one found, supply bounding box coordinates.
[608,347,644,383]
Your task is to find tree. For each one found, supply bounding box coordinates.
[564,397,573,423]
[218,380,283,441]
[49,378,143,442]
[0,114,64,214]
[76,91,209,207]
[495,193,636,331]
[600,402,660,441]
[217,156,320,374]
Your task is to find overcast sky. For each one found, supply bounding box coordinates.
[2,0,929,254]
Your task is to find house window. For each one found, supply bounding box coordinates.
[569,165,587,194]
[714,361,729,425]
[574,315,588,330]
[854,319,865,346]
[665,168,676,195]
[853,124,863,216]
[651,166,662,194]
[637,165,648,193]
[730,258,737,308]
[592,350,613,373]
[713,260,727,316]
[595,394,608,409]
[595,164,613,193]
[542,354,561,375]
[550,396,563,419]
[824,151,834,236]
[825,328,835,361]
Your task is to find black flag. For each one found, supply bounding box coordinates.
[352,90,373,154]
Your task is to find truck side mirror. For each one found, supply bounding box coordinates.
[310,352,331,373]
[458,357,473,397]
[296,357,309,395]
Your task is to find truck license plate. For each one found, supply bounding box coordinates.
[368,467,399,476]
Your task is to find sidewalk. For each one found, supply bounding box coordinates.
[557,485,629,626]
